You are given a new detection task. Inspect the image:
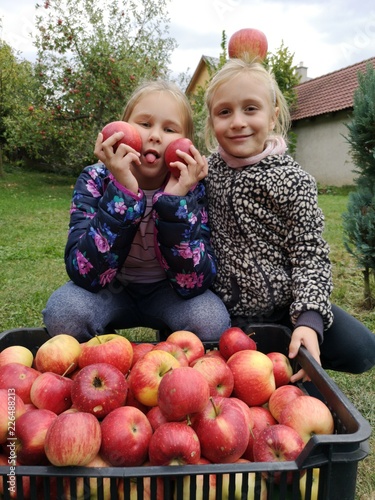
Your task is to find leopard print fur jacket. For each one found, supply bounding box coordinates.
[205,152,334,330]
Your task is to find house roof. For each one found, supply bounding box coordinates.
[291,57,375,121]
[185,55,219,95]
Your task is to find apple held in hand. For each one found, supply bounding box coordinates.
[30,371,73,414]
[279,395,335,444]
[157,366,210,421]
[164,138,194,178]
[227,349,276,406]
[100,406,153,466]
[79,333,133,374]
[148,421,201,466]
[218,326,257,360]
[0,363,40,404]
[34,334,81,375]
[266,352,293,387]
[228,28,268,62]
[44,410,102,466]
[268,384,305,422]
[0,345,34,367]
[191,356,234,398]
[101,121,142,153]
[14,408,57,465]
[166,330,205,364]
[71,362,128,419]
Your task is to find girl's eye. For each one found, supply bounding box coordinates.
[218,109,230,116]
[165,127,176,133]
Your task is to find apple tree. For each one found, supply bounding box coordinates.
[6,0,176,174]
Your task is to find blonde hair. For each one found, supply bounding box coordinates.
[121,80,194,141]
[204,58,291,152]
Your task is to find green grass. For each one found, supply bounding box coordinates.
[0,168,374,498]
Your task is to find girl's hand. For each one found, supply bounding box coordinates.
[94,132,141,194]
[288,326,321,383]
[164,145,208,196]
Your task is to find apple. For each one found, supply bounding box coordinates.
[268,384,305,422]
[191,356,234,398]
[101,120,142,153]
[300,467,320,500]
[279,395,335,444]
[202,349,226,361]
[118,463,165,500]
[78,333,133,374]
[164,138,194,178]
[227,349,276,406]
[148,421,201,466]
[71,362,128,419]
[62,453,113,500]
[242,406,277,461]
[221,458,267,500]
[218,326,257,360]
[128,349,180,407]
[178,457,218,500]
[228,28,268,62]
[14,408,57,465]
[146,405,169,431]
[44,410,102,466]
[30,371,73,414]
[0,363,40,404]
[266,352,293,387]
[253,424,305,484]
[125,386,150,414]
[131,342,155,368]
[157,366,210,421]
[100,406,153,466]
[0,345,34,367]
[34,334,81,375]
[192,396,250,463]
[152,341,189,366]
[166,330,205,364]
[0,389,26,444]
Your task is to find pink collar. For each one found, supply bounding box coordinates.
[218,136,287,169]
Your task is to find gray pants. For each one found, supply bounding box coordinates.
[43,280,231,342]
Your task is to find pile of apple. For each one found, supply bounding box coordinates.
[0,327,334,499]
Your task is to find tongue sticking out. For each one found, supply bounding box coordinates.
[145,153,157,164]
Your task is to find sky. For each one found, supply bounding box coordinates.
[0,0,374,81]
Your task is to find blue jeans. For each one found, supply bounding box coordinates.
[43,280,231,342]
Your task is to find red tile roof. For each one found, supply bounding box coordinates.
[291,57,375,121]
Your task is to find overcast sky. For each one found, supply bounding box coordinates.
[1,0,374,81]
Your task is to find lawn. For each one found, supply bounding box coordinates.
[0,167,374,498]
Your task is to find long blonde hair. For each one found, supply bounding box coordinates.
[121,80,194,141]
[205,58,291,152]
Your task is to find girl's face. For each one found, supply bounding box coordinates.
[210,73,278,158]
[127,91,187,189]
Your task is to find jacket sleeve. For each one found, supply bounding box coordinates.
[64,163,146,291]
[152,181,218,298]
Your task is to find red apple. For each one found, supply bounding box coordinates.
[0,389,26,444]
[148,421,201,466]
[253,424,305,484]
[192,396,250,463]
[0,363,40,404]
[71,362,128,419]
[78,333,133,374]
[219,326,257,360]
[166,330,205,364]
[267,352,293,387]
[227,349,276,406]
[44,411,102,466]
[0,345,34,367]
[279,395,335,444]
[146,405,169,431]
[242,406,277,461]
[125,386,150,414]
[100,406,153,466]
[157,366,210,421]
[128,349,180,407]
[164,138,194,178]
[202,349,226,361]
[268,384,305,422]
[101,120,142,153]
[191,356,234,398]
[14,408,57,465]
[34,334,82,375]
[152,341,189,366]
[228,28,268,61]
[30,371,73,414]
[131,342,155,368]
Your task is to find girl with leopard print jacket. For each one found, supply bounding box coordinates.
[203,58,375,381]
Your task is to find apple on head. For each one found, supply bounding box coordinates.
[78,333,133,374]
[0,345,34,368]
[228,28,268,62]
[101,121,142,153]
[164,138,194,178]
[34,334,81,376]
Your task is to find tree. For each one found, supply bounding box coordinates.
[342,63,375,308]
[5,0,176,174]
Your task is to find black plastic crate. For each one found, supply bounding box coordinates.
[0,325,371,500]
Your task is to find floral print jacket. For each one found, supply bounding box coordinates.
[65,162,217,297]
